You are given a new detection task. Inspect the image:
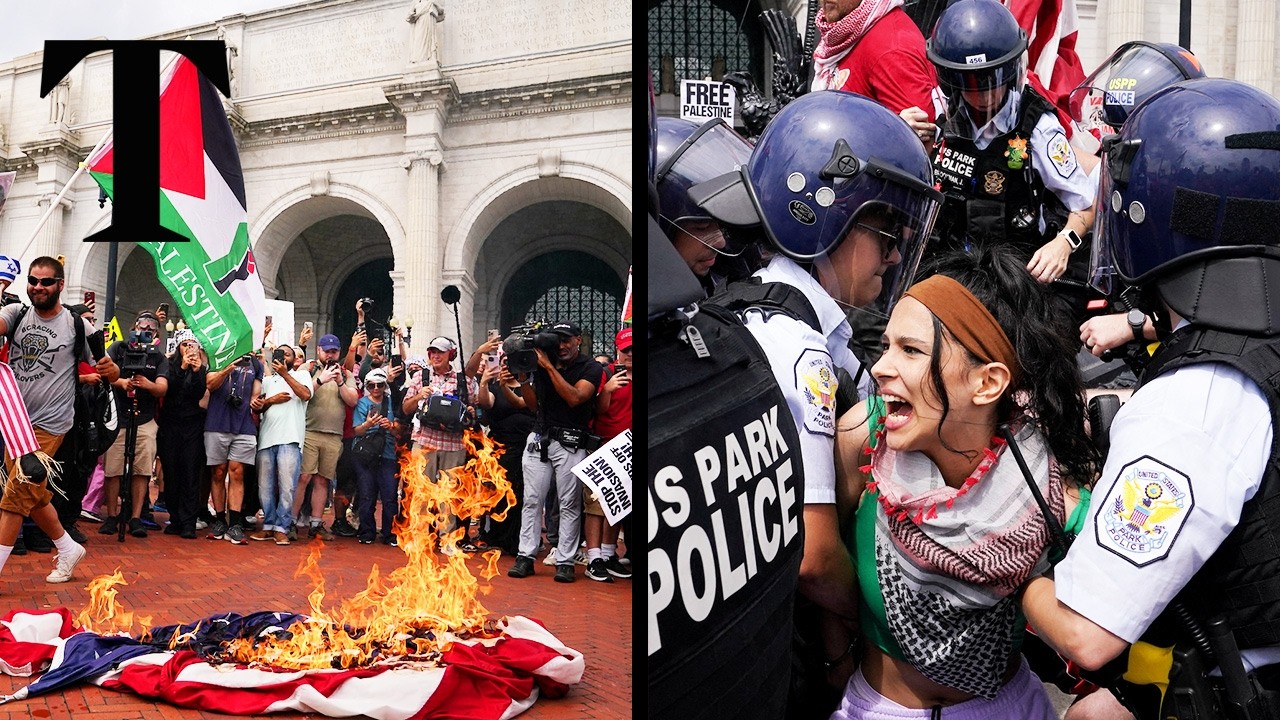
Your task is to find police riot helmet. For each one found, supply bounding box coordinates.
[927,0,1028,125]
[1069,41,1204,138]
[689,90,942,317]
[1090,78,1280,335]
[655,117,754,257]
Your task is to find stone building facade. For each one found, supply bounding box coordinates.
[2,0,632,357]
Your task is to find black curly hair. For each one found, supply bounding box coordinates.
[908,244,1100,488]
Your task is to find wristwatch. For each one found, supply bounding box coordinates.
[1061,228,1083,253]
[1126,308,1147,343]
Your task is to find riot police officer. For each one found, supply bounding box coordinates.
[1021,78,1280,720]
[690,90,942,698]
[927,0,1095,286]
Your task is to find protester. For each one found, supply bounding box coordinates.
[156,330,208,539]
[45,302,98,544]
[475,353,535,556]
[204,349,263,545]
[829,245,1097,718]
[249,343,311,545]
[293,333,357,541]
[582,327,631,583]
[101,312,169,538]
[0,256,117,583]
[352,368,399,545]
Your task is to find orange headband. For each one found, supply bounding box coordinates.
[903,274,1020,382]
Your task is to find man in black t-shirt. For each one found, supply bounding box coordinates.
[101,312,169,538]
[507,321,604,583]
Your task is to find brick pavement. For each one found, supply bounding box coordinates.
[0,514,633,720]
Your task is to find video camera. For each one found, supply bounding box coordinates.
[119,330,156,376]
[502,321,561,375]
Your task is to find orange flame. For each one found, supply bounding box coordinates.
[76,569,152,636]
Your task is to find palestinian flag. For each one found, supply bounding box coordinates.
[86,55,264,368]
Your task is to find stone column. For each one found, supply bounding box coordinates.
[34,192,71,261]
[1105,0,1145,58]
[402,150,445,351]
[1236,0,1276,93]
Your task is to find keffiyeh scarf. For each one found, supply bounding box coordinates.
[812,0,904,90]
[863,421,1063,697]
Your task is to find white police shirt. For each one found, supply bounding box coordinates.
[1056,360,1272,645]
[965,87,1096,225]
[741,256,843,505]
[755,256,873,397]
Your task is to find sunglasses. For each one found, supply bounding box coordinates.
[27,276,61,287]
[855,222,904,260]
[366,382,387,389]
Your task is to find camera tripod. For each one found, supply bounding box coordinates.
[113,386,141,543]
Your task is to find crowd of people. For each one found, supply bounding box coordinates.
[650,1,1280,719]
[0,257,633,589]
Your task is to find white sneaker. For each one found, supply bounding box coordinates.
[195,519,208,530]
[542,553,558,566]
[46,543,86,584]
[574,547,589,566]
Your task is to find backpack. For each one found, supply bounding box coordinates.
[5,304,119,459]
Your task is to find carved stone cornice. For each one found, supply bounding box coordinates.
[383,78,461,116]
[238,104,405,148]
[454,73,630,122]
[15,136,84,171]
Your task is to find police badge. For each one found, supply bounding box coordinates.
[983,171,1005,196]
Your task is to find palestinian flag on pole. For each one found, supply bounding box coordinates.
[86,55,264,368]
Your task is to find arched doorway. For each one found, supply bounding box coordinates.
[330,258,395,347]
[501,250,624,359]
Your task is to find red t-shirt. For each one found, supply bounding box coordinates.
[821,8,938,121]
[592,365,632,440]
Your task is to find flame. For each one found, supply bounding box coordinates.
[215,428,514,670]
[76,570,152,636]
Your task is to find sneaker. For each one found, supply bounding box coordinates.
[358,537,374,545]
[80,510,103,523]
[208,518,228,540]
[249,529,273,542]
[586,558,613,583]
[163,523,181,536]
[128,518,148,538]
[45,543,85,584]
[542,553,558,567]
[26,529,53,554]
[226,525,246,545]
[99,517,120,535]
[618,555,631,566]
[332,520,357,538]
[574,547,588,566]
[180,528,198,540]
[195,518,208,531]
[273,531,290,546]
[604,555,632,579]
[286,524,298,542]
[313,524,334,541]
[66,524,89,545]
[139,516,160,531]
[554,564,576,583]
[507,555,535,578]
[11,536,26,556]
[383,536,398,547]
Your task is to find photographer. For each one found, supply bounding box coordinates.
[507,321,605,584]
[402,336,478,553]
[204,349,263,545]
[294,334,357,541]
[249,343,312,545]
[101,312,169,538]
[156,330,207,539]
[583,327,632,583]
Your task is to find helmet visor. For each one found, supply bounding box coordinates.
[1069,42,1198,132]
[808,161,942,320]
[658,120,755,256]
[1088,162,1116,296]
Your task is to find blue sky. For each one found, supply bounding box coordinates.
[0,1,301,61]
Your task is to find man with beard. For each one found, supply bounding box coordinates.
[0,256,118,583]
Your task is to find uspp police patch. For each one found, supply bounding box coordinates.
[793,349,835,437]
[1097,456,1193,567]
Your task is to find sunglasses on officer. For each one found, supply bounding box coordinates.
[854,221,905,260]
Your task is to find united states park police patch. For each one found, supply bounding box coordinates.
[1097,456,1193,567]
[1046,131,1078,178]
[793,348,835,437]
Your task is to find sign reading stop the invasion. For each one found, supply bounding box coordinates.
[571,429,632,526]
[679,79,736,124]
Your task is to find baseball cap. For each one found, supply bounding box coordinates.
[365,368,388,385]
[550,321,581,337]
[318,334,341,351]
[615,327,632,351]
[427,336,456,352]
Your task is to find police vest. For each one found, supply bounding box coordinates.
[1139,328,1280,649]
[932,85,1069,257]
[648,296,808,720]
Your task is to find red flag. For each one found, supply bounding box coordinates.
[1006,0,1085,119]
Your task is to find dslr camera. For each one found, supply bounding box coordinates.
[120,329,156,376]
[502,321,562,375]
[226,353,255,409]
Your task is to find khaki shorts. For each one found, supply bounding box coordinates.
[104,419,158,478]
[302,432,343,479]
[1,428,62,517]
[583,485,605,517]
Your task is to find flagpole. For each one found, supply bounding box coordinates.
[13,126,113,264]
